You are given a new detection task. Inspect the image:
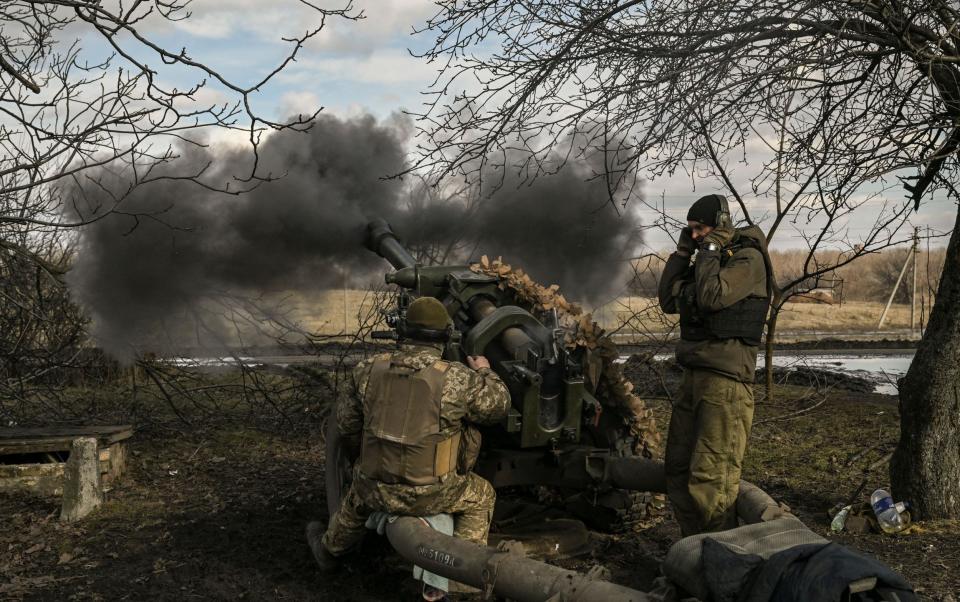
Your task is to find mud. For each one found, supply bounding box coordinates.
[621,355,877,399]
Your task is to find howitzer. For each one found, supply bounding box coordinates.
[367,218,589,448]
[326,219,653,531]
[324,222,914,601]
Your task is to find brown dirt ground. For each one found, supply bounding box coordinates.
[1,378,958,601]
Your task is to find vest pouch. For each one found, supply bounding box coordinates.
[678,237,770,345]
[457,425,482,474]
[678,281,710,342]
[360,359,458,486]
[703,296,769,345]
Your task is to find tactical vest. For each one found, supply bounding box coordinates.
[359,356,462,486]
[677,238,771,347]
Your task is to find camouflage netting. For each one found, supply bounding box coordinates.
[471,256,661,458]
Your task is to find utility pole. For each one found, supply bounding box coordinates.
[878,229,919,330]
[911,226,919,331]
[924,226,932,335]
[343,272,349,333]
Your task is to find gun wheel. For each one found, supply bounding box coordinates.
[563,489,660,533]
[561,417,661,533]
[324,412,353,517]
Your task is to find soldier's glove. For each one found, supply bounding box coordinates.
[676,227,697,256]
[700,224,735,251]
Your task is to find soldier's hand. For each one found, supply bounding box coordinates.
[701,224,735,249]
[676,227,697,256]
[466,355,491,370]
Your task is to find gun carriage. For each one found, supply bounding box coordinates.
[326,219,656,530]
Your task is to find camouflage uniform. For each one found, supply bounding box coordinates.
[658,225,770,536]
[322,342,511,554]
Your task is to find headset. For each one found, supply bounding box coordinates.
[712,194,732,230]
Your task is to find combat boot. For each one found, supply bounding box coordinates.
[305,521,340,573]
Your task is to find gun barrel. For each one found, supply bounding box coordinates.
[365,219,416,270]
[469,297,535,358]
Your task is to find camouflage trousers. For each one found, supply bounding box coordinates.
[665,368,755,537]
[322,470,496,556]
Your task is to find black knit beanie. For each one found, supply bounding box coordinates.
[686,194,726,227]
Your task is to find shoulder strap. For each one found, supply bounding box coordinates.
[418,360,450,391]
[729,236,774,301]
[424,360,458,476]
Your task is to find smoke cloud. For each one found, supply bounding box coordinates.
[66,113,642,356]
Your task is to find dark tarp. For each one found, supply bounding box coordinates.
[701,539,916,602]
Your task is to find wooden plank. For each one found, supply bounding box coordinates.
[106,442,126,483]
[0,452,116,494]
[0,440,79,454]
[0,462,64,479]
[0,463,64,496]
[0,424,134,440]
[0,425,133,455]
[0,460,111,478]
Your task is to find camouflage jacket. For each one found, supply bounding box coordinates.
[337,342,511,443]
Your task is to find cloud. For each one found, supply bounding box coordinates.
[171,0,436,55]
[282,49,438,86]
[278,91,323,118]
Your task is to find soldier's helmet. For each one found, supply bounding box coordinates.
[405,297,453,332]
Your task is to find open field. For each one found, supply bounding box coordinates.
[589,298,919,333]
[281,290,921,338]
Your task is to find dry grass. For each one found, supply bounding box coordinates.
[771,300,915,332]
[287,289,383,334]
[589,296,917,333]
[252,289,388,337]
[284,290,919,337]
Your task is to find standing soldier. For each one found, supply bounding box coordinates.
[306,297,511,582]
[657,194,771,536]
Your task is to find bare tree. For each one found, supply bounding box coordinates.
[0,1,360,418]
[411,1,960,518]
[679,110,917,400]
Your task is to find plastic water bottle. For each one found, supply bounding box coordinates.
[830,505,852,533]
[870,489,907,534]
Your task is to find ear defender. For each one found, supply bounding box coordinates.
[713,194,731,229]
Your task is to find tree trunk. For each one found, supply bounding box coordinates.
[764,294,783,402]
[890,207,960,519]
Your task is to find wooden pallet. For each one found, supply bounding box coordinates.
[0,425,133,495]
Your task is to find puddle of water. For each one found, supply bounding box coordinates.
[767,354,912,395]
[184,351,914,395]
[618,352,914,395]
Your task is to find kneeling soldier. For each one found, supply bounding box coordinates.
[307,296,511,575]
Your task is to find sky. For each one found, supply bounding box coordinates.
[94,0,956,253]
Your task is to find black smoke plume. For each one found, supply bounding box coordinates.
[66,114,642,356]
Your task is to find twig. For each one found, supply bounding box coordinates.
[140,362,191,426]
[844,450,895,506]
[187,442,205,462]
[0,54,40,93]
[754,394,828,424]
[844,440,887,466]
[866,450,895,473]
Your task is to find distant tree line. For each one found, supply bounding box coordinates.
[630,245,946,306]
